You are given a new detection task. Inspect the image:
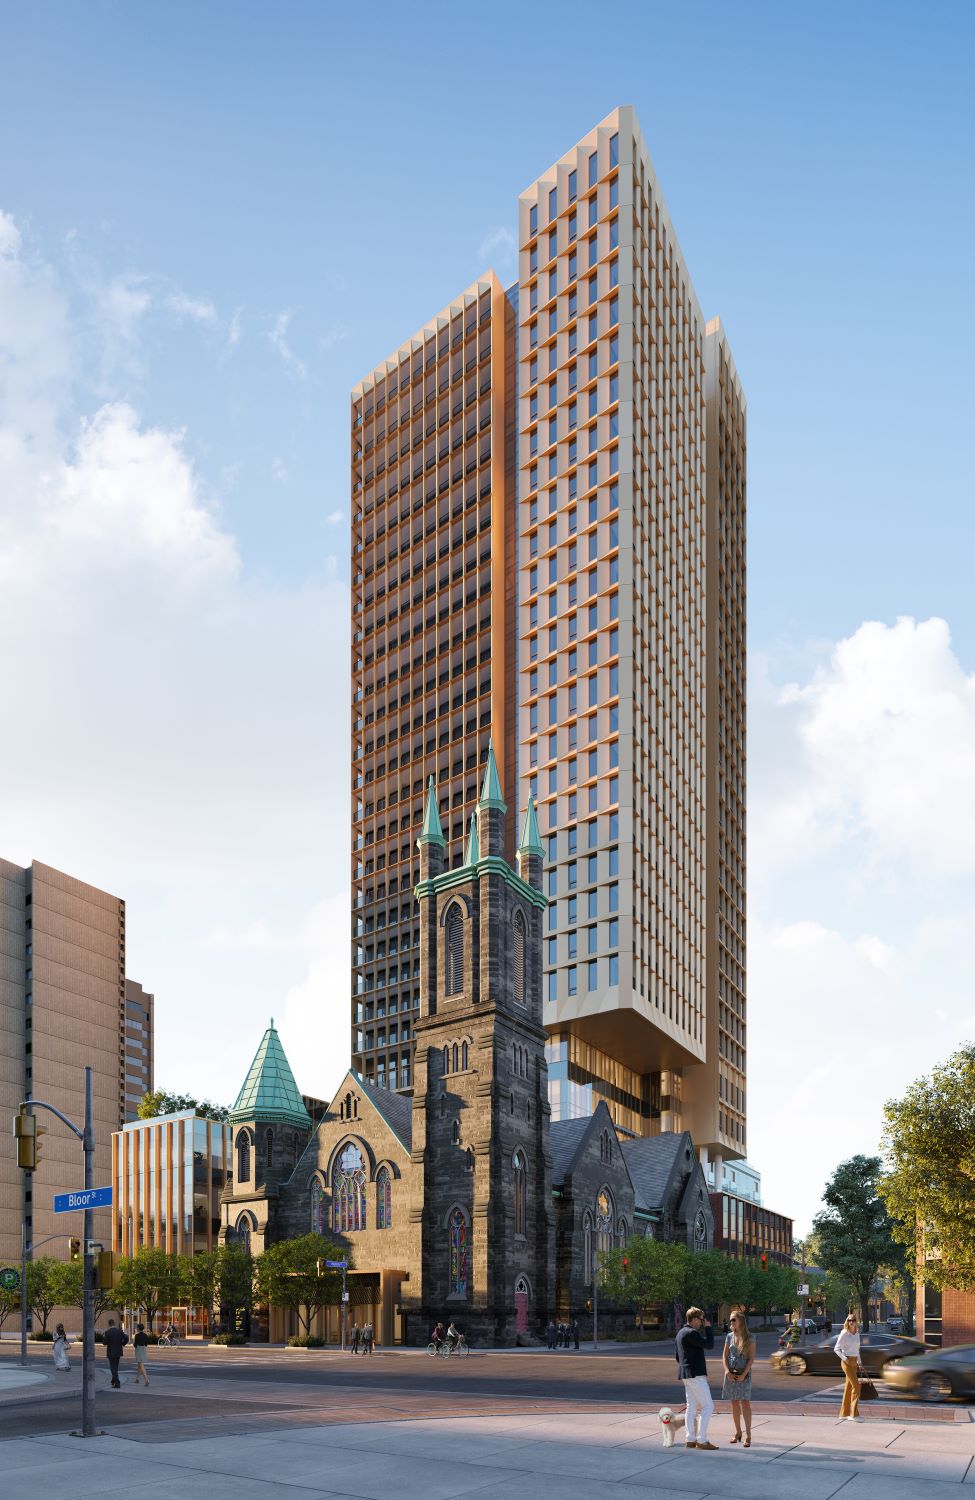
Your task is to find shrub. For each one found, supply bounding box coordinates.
[28,1331,54,1341]
[211,1332,247,1346]
[287,1334,326,1348]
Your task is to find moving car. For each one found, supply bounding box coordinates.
[770,1330,928,1377]
[882,1344,975,1401]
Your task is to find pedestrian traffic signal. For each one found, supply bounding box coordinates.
[14,1109,44,1170]
[760,1253,768,1272]
[69,1238,82,1261]
[96,1251,116,1291]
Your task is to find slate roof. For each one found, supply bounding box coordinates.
[550,1116,594,1187]
[230,1021,312,1128]
[350,1071,413,1150]
[621,1132,690,1214]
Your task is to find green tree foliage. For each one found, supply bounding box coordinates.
[0,1274,20,1332]
[253,1234,348,1338]
[600,1236,686,1320]
[25,1257,63,1333]
[137,1090,228,1122]
[813,1155,904,1328]
[114,1248,187,1329]
[600,1239,796,1327]
[215,1243,254,1331]
[880,1044,975,1293]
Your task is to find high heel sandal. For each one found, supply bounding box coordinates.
[730,1433,742,1444]
[744,1435,751,1447]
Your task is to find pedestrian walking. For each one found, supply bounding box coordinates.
[104,1318,128,1388]
[52,1323,71,1372]
[133,1324,150,1387]
[571,1318,580,1351]
[362,1321,374,1355]
[722,1308,755,1446]
[674,1306,716,1450]
[350,1323,360,1354]
[546,1319,556,1350]
[834,1313,864,1420]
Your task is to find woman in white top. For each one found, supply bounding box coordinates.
[834,1313,863,1419]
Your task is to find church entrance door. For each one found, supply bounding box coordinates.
[515,1275,530,1334]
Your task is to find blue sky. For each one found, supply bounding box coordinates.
[1,1,973,1230]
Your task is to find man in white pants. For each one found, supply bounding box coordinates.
[674,1306,716,1450]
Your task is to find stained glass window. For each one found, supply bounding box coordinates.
[513,1150,527,1237]
[448,1207,469,1297]
[376,1167,392,1230]
[333,1144,366,1232]
[310,1178,327,1234]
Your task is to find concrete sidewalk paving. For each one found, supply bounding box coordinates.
[2,1406,975,1500]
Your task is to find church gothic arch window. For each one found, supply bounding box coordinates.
[513,910,527,1005]
[234,1213,253,1252]
[445,904,464,995]
[447,1206,470,1297]
[265,1128,274,1167]
[333,1143,367,1233]
[513,1149,527,1237]
[376,1167,392,1230]
[310,1178,326,1234]
[236,1131,251,1184]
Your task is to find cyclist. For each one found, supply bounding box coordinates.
[431,1320,447,1352]
[161,1322,178,1345]
[446,1321,461,1352]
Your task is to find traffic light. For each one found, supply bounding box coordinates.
[14,1109,44,1170]
[96,1251,115,1291]
[69,1238,82,1262]
[622,1255,630,1274]
[760,1253,768,1272]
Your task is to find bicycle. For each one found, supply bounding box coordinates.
[440,1336,469,1358]
[157,1332,180,1348]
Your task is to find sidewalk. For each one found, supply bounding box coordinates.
[1,1405,973,1500]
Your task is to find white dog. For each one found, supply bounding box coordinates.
[658,1407,687,1448]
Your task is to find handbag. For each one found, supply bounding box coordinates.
[858,1379,879,1401]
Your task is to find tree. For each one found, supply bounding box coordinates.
[253,1235,348,1338]
[25,1257,62,1333]
[600,1237,687,1324]
[0,1275,20,1334]
[115,1248,187,1330]
[138,1090,228,1122]
[813,1155,904,1328]
[53,1261,118,1323]
[880,1044,975,1293]
[215,1243,254,1333]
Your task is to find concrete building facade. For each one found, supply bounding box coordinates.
[1,859,153,1293]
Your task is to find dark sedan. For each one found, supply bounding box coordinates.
[883,1344,975,1401]
[770,1330,928,1377]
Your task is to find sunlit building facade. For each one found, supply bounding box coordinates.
[112,1109,231,1259]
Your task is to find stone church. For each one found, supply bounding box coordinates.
[222,750,713,1345]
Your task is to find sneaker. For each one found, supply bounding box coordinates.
[696,1442,719,1451]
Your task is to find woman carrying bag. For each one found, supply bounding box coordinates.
[834,1313,864,1420]
[52,1323,71,1372]
[722,1309,756,1446]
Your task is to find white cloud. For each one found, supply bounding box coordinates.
[227,307,243,346]
[478,225,517,268]
[750,617,975,1232]
[0,209,350,1109]
[324,509,344,525]
[271,456,290,485]
[268,310,306,378]
[166,289,217,324]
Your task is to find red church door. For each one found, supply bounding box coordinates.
[515,1276,529,1333]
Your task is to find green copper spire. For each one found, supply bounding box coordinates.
[230,1020,312,1128]
[463,813,479,867]
[417,776,445,847]
[517,793,545,857]
[477,738,507,812]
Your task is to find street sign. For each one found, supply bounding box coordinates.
[797,1283,809,1296]
[341,1292,350,1302]
[53,1186,112,1213]
[0,1268,20,1291]
[325,1259,347,1269]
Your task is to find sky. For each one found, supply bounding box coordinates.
[1,0,973,1234]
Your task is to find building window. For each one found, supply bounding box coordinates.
[513,910,527,1005]
[265,1129,274,1167]
[236,1132,250,1183]
[445,903,464,995]
[448,1206,469,1297]
[310,1178,326,1235]
[376,1166,392,1230]
[513,1149,527,1237]
[235,1214,252,1252]
[333,1143,366,1232]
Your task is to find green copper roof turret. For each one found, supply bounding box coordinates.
[477,739,507,812]
[517,794,545,857]
[417,776,446,847]
[463,813,479,867]
[230,1020,312,1128]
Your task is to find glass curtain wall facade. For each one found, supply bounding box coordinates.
[350,274,516,1087]
[112,1110,231,1259]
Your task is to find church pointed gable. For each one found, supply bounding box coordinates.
[230,1020,312,1129]
[550,1100,629,1191]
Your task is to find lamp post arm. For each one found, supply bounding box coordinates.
[19,1097,84,1142]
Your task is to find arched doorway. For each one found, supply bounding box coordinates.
[515,1274,531,1334]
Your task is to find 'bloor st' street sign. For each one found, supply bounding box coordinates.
[53,1186,113,1213]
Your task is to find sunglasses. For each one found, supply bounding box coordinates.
[730,1316,741,1322]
